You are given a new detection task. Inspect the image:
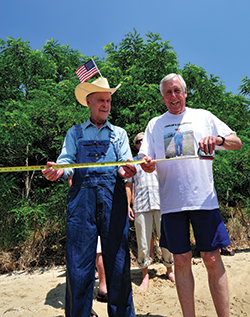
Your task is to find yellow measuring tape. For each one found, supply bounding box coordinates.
[0,156,200,173]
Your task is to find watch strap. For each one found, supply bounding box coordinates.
[217,135,225,146]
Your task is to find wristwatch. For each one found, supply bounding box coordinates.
[217,135,225,146]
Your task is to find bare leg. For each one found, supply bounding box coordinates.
[161,246,175,283]
[96,253,107,294]
[201,250,229,317]
[174,251,195,317]
[166,265,175,283]
[139,267,150,291]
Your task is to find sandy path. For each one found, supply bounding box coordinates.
[0,250,249,316]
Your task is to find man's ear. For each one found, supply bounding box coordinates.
[86,96,91,106]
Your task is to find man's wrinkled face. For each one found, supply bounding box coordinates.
[87,92,111,124]
[161,77,187,115]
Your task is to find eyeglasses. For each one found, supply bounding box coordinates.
[135,138,143,145]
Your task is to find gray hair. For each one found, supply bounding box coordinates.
[159,73,186,95]
[133,132,145,146]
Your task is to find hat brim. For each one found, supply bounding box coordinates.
[75,82,121,107]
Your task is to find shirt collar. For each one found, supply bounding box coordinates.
[83,118,113,131]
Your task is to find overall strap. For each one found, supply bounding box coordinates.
[74,124,84,140]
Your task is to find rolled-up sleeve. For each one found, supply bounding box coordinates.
[56,126,77,180]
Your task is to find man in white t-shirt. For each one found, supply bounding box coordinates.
[139,73,242,317]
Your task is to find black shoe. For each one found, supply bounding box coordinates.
[221,247,235,256]
[97,290,108,303]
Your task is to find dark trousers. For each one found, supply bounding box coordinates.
[65,175,135,317]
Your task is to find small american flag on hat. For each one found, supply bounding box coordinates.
[75,59,100,83]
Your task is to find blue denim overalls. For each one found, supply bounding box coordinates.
[65,124,135,317]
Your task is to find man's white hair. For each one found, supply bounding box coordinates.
[159,73,186,95]
[133,132,145,146]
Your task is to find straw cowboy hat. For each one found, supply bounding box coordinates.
[75,77,121,107]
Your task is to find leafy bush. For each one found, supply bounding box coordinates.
[0,32,249,270]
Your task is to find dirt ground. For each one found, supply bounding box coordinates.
[0,248,249,317]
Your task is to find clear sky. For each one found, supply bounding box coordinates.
[1,0,249,95]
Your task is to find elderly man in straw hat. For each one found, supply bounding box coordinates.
[42,77,137,317]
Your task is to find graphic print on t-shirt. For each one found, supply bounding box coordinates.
[164,122,195,158]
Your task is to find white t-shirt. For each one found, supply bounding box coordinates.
[139,107,235,214]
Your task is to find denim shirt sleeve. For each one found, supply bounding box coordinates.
[112,126,133,176]
[108,124,133,162]
[116,128,133,162]
[56,126,77,180]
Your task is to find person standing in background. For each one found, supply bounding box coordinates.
[126,132,175,291]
